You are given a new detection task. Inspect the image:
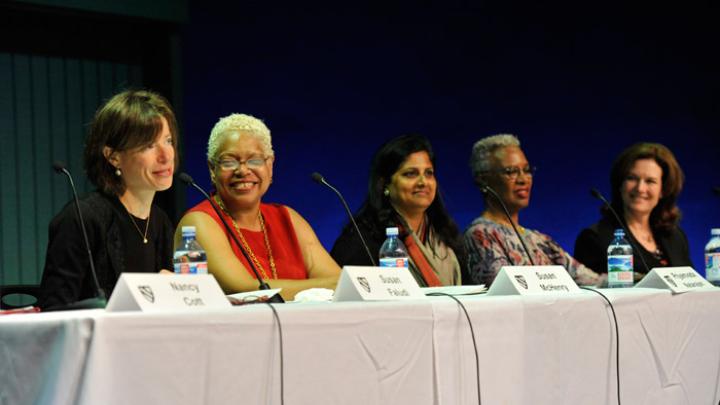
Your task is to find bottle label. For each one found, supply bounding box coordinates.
[705,253,720,281]
[379,257,408,268]
[174,250,208,275]
[608,254,633,285]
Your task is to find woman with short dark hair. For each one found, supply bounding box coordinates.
[40,89,178,309]
[574,143,692,278]
[331,134,464,287]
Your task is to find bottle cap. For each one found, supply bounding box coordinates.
[182,226,197,237]
[712,228,720,236]
[385,227,399,236]
[613,229,625,237]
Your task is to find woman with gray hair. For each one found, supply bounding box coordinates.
[464,134,600,287]
[176,113,340,300]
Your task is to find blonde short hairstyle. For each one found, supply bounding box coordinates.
[469,133,520,178]
[207,113,274,161]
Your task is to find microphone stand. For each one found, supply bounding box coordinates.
[311,172,377,266]
[479,183,535,266]
[46,162,107,311]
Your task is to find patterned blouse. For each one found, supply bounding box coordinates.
[464,217,599,287]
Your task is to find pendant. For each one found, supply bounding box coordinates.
[143,238,148,244]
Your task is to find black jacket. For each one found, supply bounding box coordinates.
[574,217,693,275]
[39,192,173,309]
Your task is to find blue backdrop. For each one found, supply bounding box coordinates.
[179,2,719,272]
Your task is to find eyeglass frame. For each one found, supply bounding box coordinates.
[213,155,270,171]
[482,165,537,180]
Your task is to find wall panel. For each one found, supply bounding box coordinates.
[0,52,141,286]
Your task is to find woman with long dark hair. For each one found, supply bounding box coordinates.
[331,134,465,286]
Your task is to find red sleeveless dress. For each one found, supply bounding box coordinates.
[188,199,308,279]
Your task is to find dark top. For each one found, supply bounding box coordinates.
[39,191,174,309]
[574,217,693,276]
[331,221,384,268]
[120,214,157,274]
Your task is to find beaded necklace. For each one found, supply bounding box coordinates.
[214,195,277,279]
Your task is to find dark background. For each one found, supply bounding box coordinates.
[1,0,718,284]
[181,1,720,271]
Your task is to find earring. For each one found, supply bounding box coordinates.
[115,168,122,177]
[383,188,390,196]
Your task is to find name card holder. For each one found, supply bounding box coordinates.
[635,267,716,293]
[486,265,580,296]
[333,266,426,302]
[106,273,231,312]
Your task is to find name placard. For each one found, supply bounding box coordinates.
[106,273,231,312]
[635,267,716,293]
[333,266,426,302]
[486,266,580,296]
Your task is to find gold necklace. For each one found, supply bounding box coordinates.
[214,195,277,279]
[127,208,151,244]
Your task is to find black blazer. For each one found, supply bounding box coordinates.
[574,217,693,275]
[39,191,173,309]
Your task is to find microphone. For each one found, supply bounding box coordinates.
[177,172,284,303]
[714,187,720,196]
[47,161,107,310]
[478,182,535,266]
[311,172,377,266]
[590,188,651,274]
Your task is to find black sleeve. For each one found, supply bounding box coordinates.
[330,223,380,267]
[156,207,175,272]
[39,201,100,309]
[574,227,607,275]
[673,227,694,269]
[678,228,695,268]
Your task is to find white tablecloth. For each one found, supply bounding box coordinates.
[79,301,436,405]
[2,288,719,405]
[430,288,720,405]
[0,309,98,405]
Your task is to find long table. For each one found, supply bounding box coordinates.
[2,288,719,405]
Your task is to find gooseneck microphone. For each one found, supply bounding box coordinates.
[48,161,107,310]
[478,182,535,266]
[178,173,284,303]
[311,172,377,266]
[590,188,651,274]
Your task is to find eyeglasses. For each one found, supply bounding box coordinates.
[216,156,268,171]
[489,165,537,180]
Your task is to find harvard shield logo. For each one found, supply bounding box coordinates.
[356,276,371,293]
[514,274,529,290]
[138,285,155,303]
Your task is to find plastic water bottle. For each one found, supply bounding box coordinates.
[378,227,409,268]
[704,228,720,286]
[607,229,634,288]
[173,226,208,275]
